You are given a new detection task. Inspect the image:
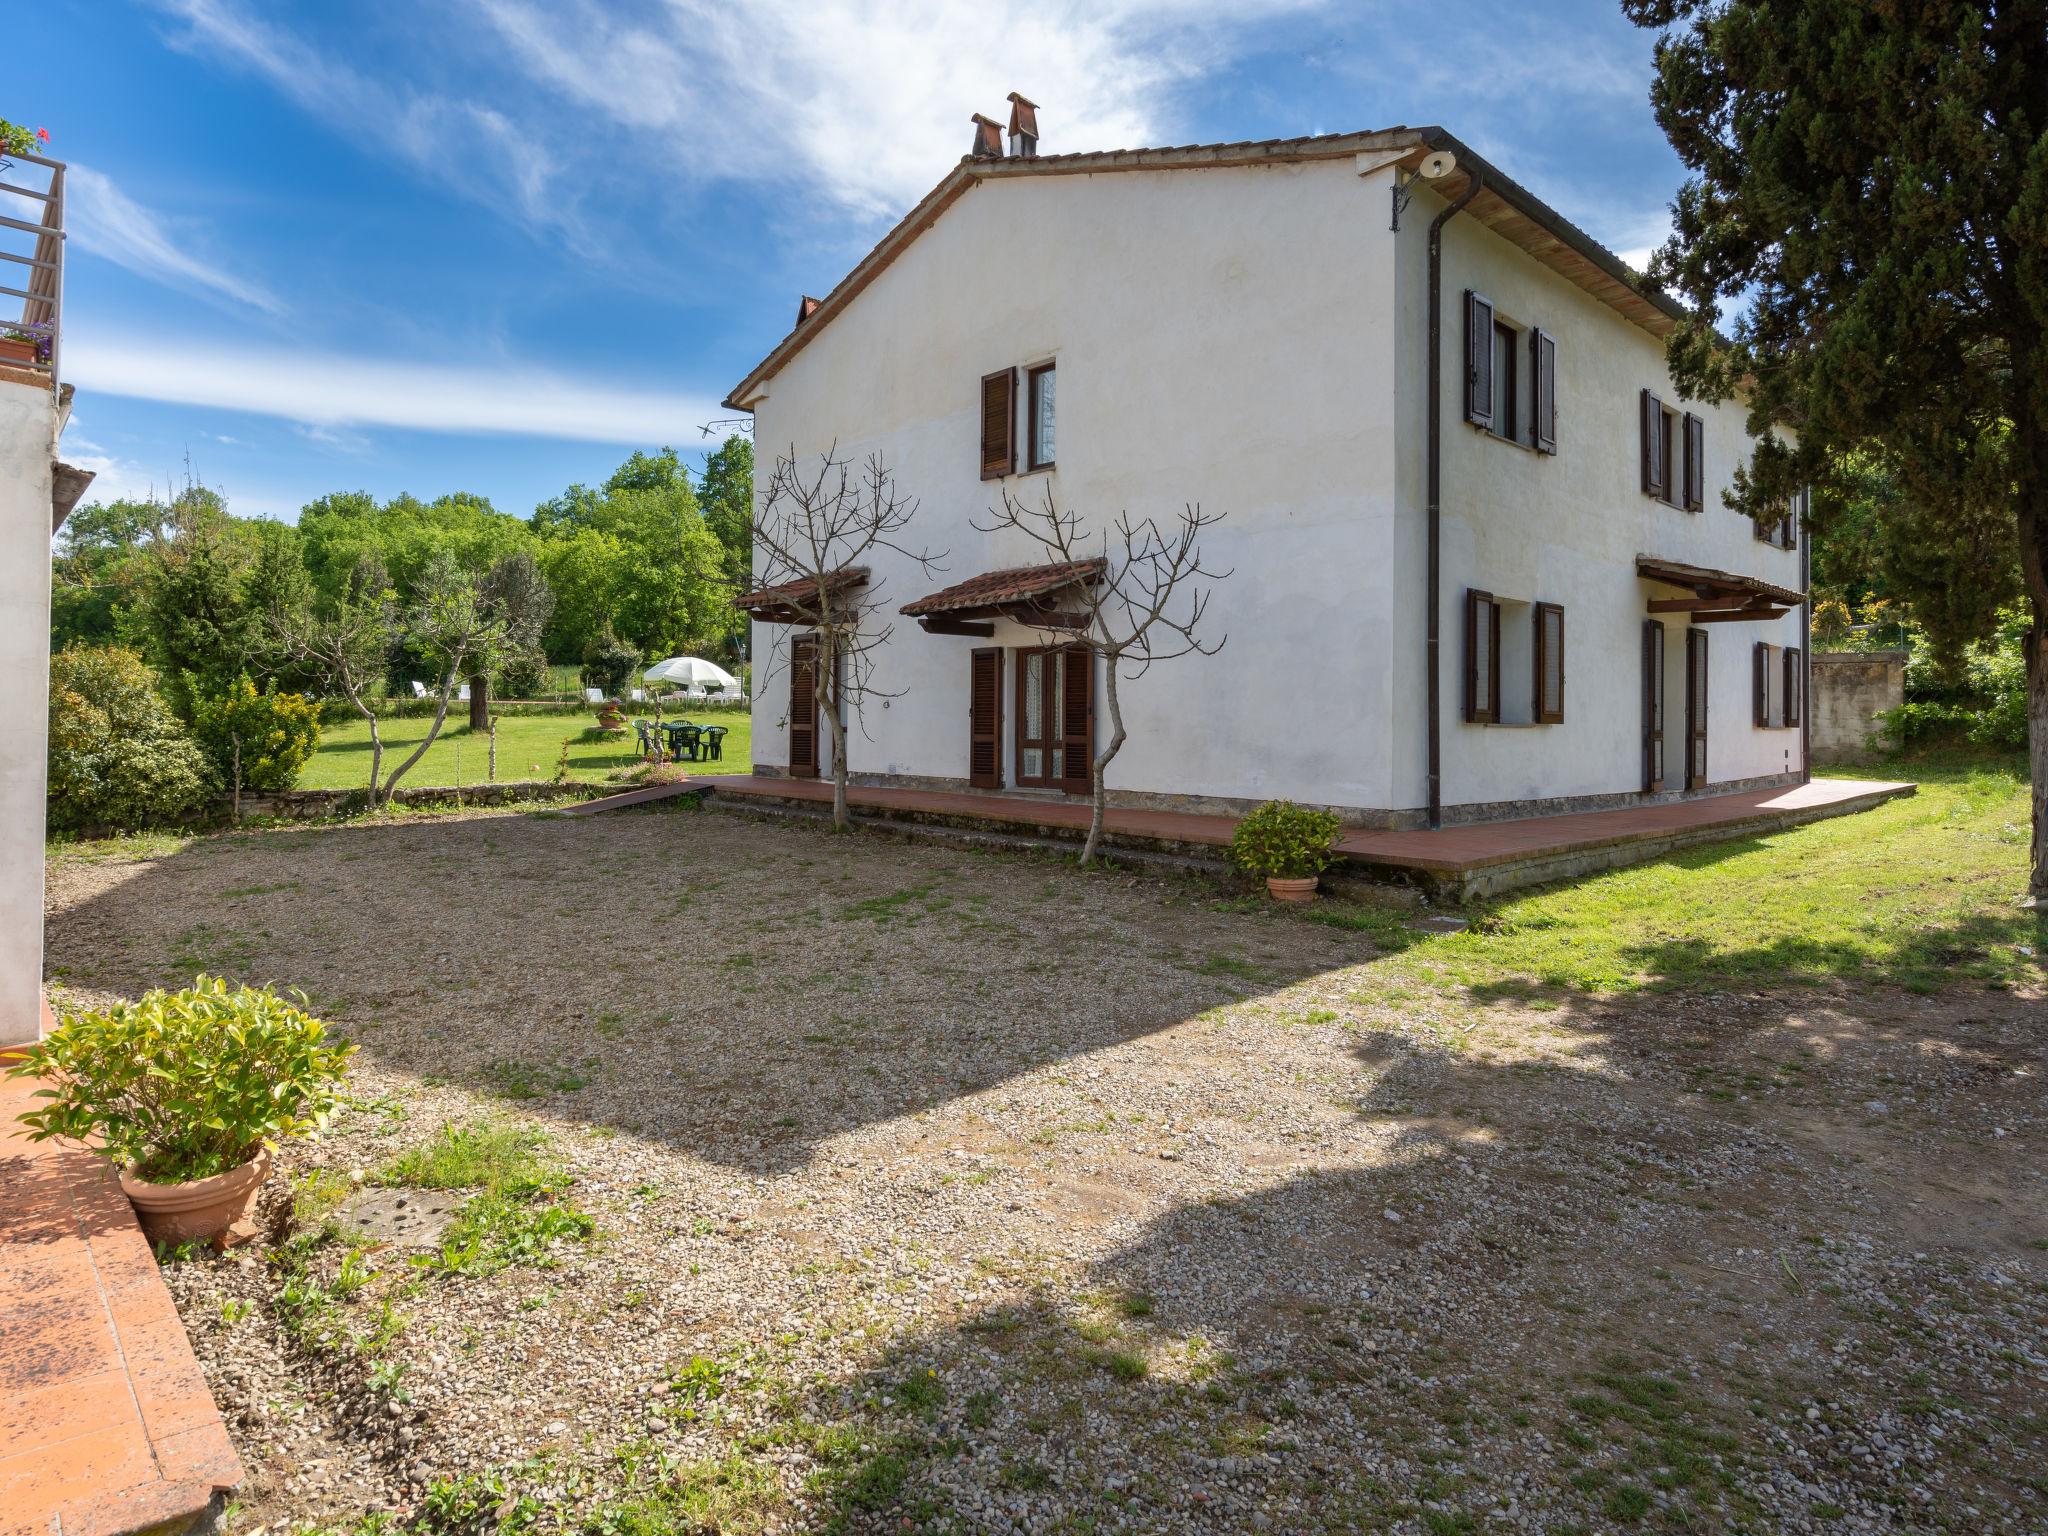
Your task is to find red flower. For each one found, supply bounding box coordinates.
[34,128,49,144]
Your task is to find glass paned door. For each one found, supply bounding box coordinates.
[1016,646,1066,787]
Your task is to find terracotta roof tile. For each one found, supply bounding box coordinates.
[733,566,869,615]
[899,559,1103,617]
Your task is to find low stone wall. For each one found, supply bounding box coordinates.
[1810,651,1906,765]
[219,779,610,822]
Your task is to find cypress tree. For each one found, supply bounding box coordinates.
[1622,0,2048,901]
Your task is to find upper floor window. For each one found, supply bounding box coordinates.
[1464,291,1557,454]
[1639,391,1704,511]
[1028,362,1056,470]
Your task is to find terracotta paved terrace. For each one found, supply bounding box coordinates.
[0,1064,241,1536]
[700,774,1915,891]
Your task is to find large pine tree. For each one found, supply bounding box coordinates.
[1622,0,2047,901]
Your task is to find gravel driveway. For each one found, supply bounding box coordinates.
[43,804,2048,1535]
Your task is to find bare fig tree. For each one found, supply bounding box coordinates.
[750,445,944,830]
[978,488,1228,867]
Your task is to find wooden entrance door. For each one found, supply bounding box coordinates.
[968,647,1003,789]
[1015,645,1092,792]
[1642,619,1666,792]
[789,636,819,779]
[1683,627,1709,791]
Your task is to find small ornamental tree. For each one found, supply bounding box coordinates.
[977,487,1229,866]
[47,645,215,834]
[271,554,396,802]
[193,676,321,821]
[750,446,944,831]
[1621,0,2048,902]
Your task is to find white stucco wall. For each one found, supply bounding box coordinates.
[740,154,1804,822]
[747,158,1400,812]
[0,376,54,1045]
[1389,176,1806,815]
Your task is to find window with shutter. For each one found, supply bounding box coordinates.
[1465,589,1500,724]
[1753,642,1769,726]
[1682,413,1704,511]
[1464,291,1495,430]
[1060,644,1093,792]
[979,368,1016,480]
[1027,362,1056,470]
[1640,389,1665,498]
[1534,602,1565,723]
[1784,646,1803,728]
[968,647,1003,788]
[1642,620,1666,792]
[1530,328,1557,454]
[788,636,819,779]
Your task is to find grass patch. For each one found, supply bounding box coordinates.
[1315,756,2040,996]
[381,1121,596,1278]
[296,711,754,792]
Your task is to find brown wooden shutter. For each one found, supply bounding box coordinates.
[1752,641,1770,727]
[980,367,1016,480]
[1534,602,1565,723]
[1059,645,1093,791]
[1783,646,1802,727]
[1464,291,1495,429]
[1530,328,1557,454]
[1685,627,1709,790]
[1682,413,1704,511]
[788,636,819,778]
[1640,389,1664,497]
[1464,589,1499,724]
[968,647,1003,788]
[1642,619,1666,792]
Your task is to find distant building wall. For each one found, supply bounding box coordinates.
[0,372,55,1046]
[1810,650,1906,765]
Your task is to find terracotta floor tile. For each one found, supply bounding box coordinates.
[0,1287,121,1394]
[0,1418,157,1518]
[0,1368,140,1460]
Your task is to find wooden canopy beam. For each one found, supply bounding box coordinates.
[917,616,996,637]
[1690,607,1790,624]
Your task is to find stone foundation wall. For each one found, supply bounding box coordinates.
[1810,651,1906,765]
[220,779,609,822]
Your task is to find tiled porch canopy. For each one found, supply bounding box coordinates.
[733,566,869,626]
[898,558,1103,636]
[1636,555,1805,624]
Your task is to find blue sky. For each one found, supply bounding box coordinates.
[28,0,1686,524]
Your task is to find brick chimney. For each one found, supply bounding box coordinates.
[795,294,821,328]
[1006,93,1039,158]
[970,114,1005,159]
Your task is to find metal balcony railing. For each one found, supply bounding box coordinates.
[0,149,63,393]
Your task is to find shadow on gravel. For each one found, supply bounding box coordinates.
[45,807,1382,1175]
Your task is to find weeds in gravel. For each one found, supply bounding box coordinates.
[381,1122,598,1278]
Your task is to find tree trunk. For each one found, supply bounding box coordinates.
[1080,650,1125,869]
[468,673,489,731]
[2027,608,2047,904]
[821,639,849,831]
[382,667,460,801]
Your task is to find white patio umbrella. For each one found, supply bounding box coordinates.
[643,656,739,693]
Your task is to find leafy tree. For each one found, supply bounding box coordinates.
[374,553,511,799]
[578,623,639,698]
[465,550,555,725]
[139,494,263,719]
[52,497,164,649]
[269,555,397,802]
[192,677,321,821]
[1622,0,2048,901]
[47,646,215,833]
[698,434,755,661]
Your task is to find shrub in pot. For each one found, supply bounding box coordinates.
[1229,799,1343,903]
[7,978,355,1245]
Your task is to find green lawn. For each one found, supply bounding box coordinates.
[296,710,754,792]
[1310,753,2042,997]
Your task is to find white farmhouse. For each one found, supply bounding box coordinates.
[725,114,1810,833]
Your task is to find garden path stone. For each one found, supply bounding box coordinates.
[333,1188,460,1248]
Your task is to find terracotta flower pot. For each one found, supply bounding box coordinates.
[120,1146,272,1246]
[0,337,39,367]
[1265,876,1319,904]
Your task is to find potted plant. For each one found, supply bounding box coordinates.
[7,978,354,1245]
[1229,799,1344,903]
[0,320,52,369]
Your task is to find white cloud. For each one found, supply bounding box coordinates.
[66,164,285,315]
[150,0,582,244]
[478,0,1324,219]
[66,327,724,446]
